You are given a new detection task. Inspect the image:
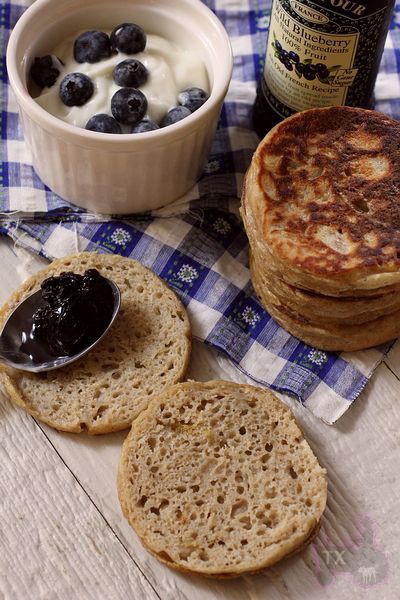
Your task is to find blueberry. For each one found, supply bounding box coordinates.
[288,51,299,63]
[110,23,146,54]
[281,49,289,59]
[30,55,62,88]
[85,114,122,134]
[306,63,317,73]
[284,61,293,71]
[113,59,148,87]
[160,106,192,127]
[316,63,329,77]
[177,87,209,113]
[275,41,282,51]
[278,54,286,64]
[303,68,316,81]
[74,30,111,63]
[131,119,160,133]
[59,73,94,106]
[296,63,305,74]
[111,87,147,125]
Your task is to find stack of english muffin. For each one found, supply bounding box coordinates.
[241,106,400,351]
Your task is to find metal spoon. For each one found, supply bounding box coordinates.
[0,278,121,373]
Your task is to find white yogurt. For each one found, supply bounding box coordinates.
[34,31,210,129]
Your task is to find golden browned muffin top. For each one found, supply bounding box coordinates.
[253,107,400,279]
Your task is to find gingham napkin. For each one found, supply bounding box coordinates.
[1,0,400,424]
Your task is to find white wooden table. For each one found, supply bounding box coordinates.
[1,238,399,600]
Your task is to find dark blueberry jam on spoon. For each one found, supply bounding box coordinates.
[23,269,114,357]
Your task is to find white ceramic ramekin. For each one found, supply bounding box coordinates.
[6,0,232,214]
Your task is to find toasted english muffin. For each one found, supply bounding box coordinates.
[118,380,327,577]
[250,260,400,351]
[242,107,400,296]
[250,252,400,326]
[0,252,191,433]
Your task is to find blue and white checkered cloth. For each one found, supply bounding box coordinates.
[1,1,400,424]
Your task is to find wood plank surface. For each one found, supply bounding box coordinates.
[1,240,399,599]
[0,388,158,599]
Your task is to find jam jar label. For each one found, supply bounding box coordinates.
[264,0,359,112]
[262,0,391,117]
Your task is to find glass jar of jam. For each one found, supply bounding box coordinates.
[253,0,395,138]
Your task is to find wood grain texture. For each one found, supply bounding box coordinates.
[0,390,159,600]
[384,342,400,380]
[1,240,400,599]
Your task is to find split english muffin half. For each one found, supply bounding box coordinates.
[118,380,327,577]
[0,252,191,433]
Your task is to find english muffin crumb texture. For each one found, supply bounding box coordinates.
[118,381,327,576]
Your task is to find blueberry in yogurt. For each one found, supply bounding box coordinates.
[161,106,192,127]
[29,55,63,88]
[74,30,111,63]
[111,87,147,125]
[32,24,210,133]
[131,119,160,133]
[113,59,148,88]
[177,87,209,113]
[59,73,94,106]
[110,23,146,54]
[85,114,122,134]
